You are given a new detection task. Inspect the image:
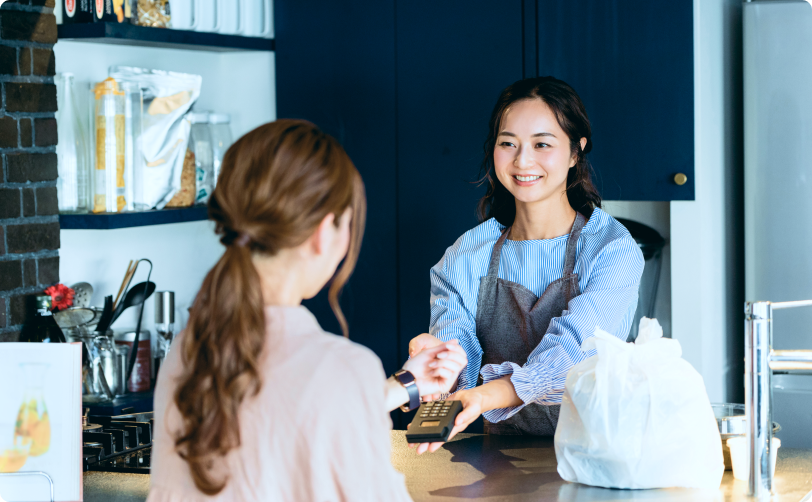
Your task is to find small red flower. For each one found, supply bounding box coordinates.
[45,284,75,311]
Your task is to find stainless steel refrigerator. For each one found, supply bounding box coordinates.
[745,0,812,449]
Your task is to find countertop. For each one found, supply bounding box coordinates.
[84,431,812,501]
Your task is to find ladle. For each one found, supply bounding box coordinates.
[109,281,156,326]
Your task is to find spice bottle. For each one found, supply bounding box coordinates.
[92,78,126,213]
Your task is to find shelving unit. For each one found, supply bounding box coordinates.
[58,23,275,52]
[59,206,208,230]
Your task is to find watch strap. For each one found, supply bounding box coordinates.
[394,369,420,412]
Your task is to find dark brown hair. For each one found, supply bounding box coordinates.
[173,119,366,495]
[477,76,601,225]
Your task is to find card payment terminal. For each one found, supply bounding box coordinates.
[405,400,462,443]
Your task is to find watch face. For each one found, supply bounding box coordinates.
[396,370,415,385]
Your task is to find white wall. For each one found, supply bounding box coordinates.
[671,0,744,403]
[55,41,276,336]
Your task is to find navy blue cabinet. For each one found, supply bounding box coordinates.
[536,0,694,200]
[394,0,524,369]
[275,1,400,377]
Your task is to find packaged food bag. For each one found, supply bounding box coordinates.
[108,66,202,209]
[554,318,724,489]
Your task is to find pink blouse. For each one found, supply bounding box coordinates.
[147,305,412,502]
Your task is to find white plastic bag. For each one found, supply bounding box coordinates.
[554,318,724,489]
[108,66,202,209]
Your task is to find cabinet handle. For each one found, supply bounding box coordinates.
[674,173,688,186]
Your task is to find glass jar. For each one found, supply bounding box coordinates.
[92,78,126,213]
[208,113,233,187]
[55,73,90,213]
[187,112,214,204]
[122,81,143,212]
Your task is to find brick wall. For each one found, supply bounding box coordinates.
[0,0,59,341]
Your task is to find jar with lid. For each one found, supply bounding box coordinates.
[187,112,214,204]
[208,113,233,187]
[92,78,127,213]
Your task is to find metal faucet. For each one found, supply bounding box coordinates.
[744,300,812,498]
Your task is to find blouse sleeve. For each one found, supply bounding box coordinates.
[480,236,644,423]
[429,250,483,392]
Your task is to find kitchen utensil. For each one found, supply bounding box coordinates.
[154,291,175,383]
[114,260,136,309]
[54,307,96,328]
[96,361,114,401]
[70,282,93,308]
[125,259,153,390]
[94,296,114,335]
[109,281,156,326]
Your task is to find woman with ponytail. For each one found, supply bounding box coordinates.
[147,120,466,501]
[409,77,644,450]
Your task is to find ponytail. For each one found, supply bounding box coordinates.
[175,243,264,494]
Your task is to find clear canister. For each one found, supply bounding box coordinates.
[208,113,233,187]
[122,81,143,212]
[55,73,91,213]
[92,78,126,213]
[188,112,214,204]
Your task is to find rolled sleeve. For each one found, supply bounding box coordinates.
[429,248,483,392]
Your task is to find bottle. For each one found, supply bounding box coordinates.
[19,296,67,344]
[55,73,90,213]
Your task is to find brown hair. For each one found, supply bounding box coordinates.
[173,119,366,494]
[478,76,602,225]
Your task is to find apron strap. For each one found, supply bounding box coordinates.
[487,226,511,278]
[563,212,586,276]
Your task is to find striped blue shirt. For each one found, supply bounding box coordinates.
[429,208,644,423]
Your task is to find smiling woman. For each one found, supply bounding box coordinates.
[408,76,644,453]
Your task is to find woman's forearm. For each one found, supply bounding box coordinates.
[474,376,524,412]
[384,376,410,412]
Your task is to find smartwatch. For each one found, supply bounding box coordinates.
[393,369,420,412]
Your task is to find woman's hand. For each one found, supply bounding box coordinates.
[409,333,444,357]
[411,388,484,454]
[402,340,467,397]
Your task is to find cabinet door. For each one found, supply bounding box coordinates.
[537,0,694,200]
[395,1,524,363]
[275,1,400,375]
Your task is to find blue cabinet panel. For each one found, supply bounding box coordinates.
[537,0,694,200]
[274,1,400,376]
[395,1,524,360]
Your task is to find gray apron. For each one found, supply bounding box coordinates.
[475,212,586,436]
